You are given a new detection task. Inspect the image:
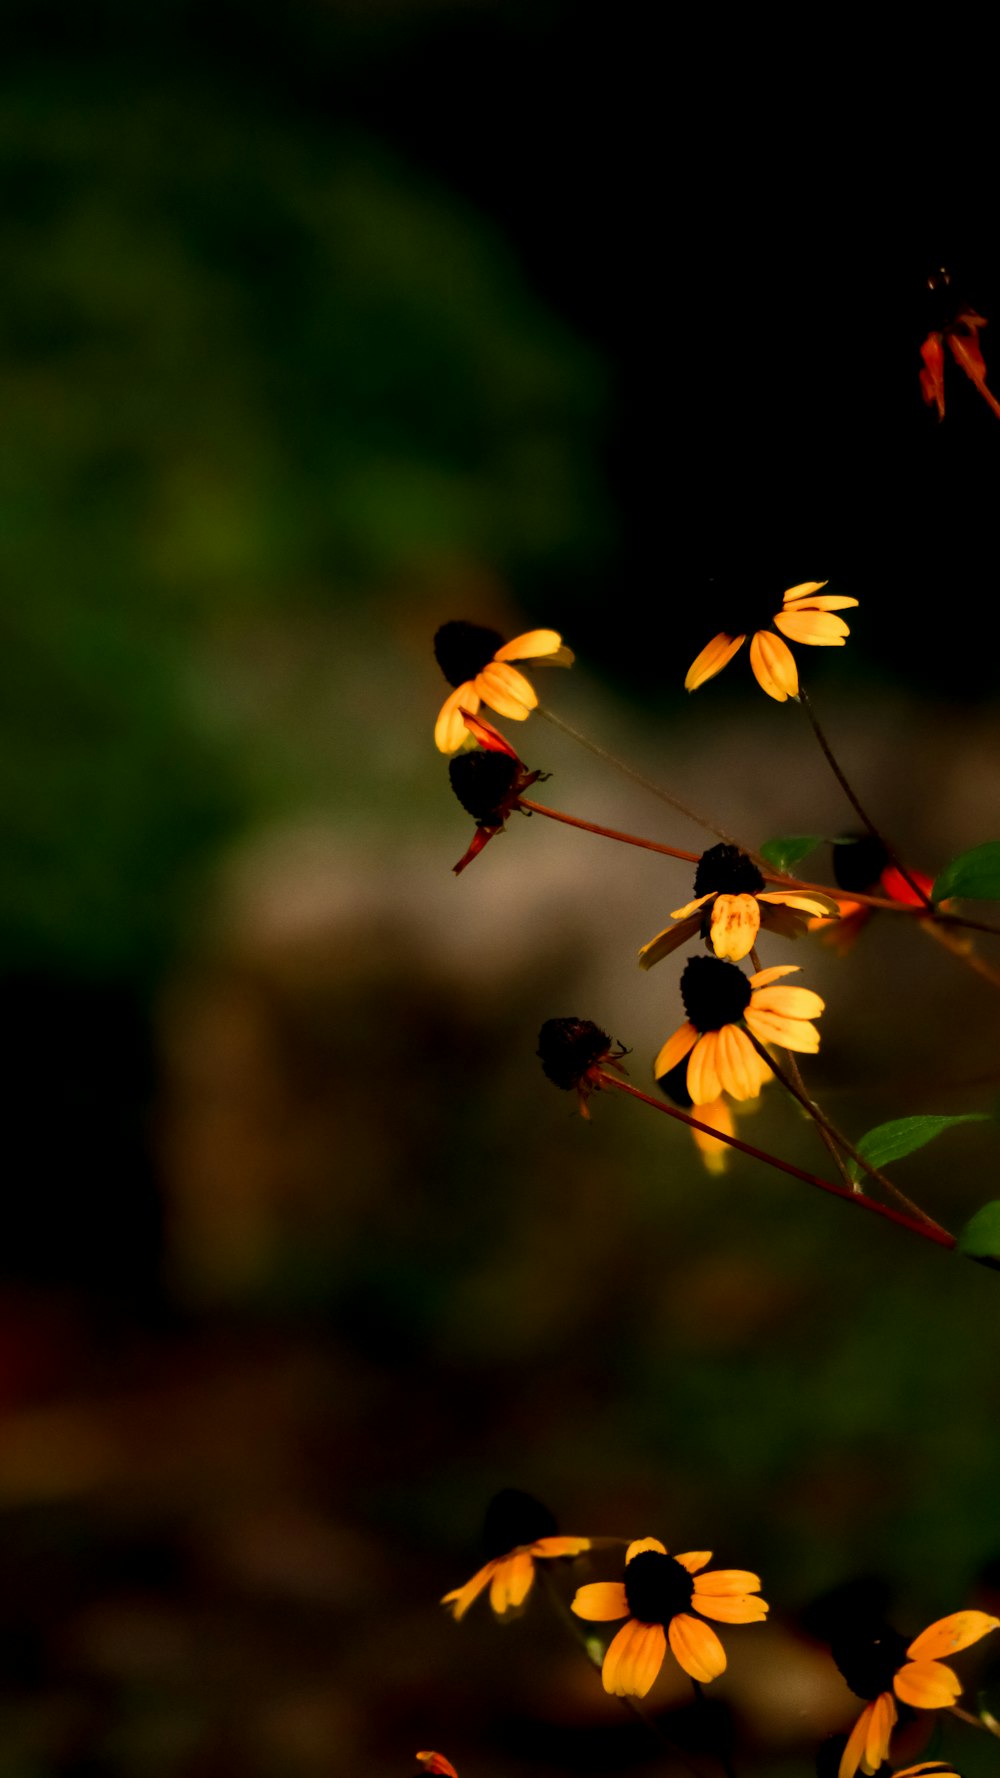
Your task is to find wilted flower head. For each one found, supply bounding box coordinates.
[537,1018,629,1117]
[442,1489,590,1622]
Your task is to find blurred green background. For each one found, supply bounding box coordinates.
[2,6,1000,1775]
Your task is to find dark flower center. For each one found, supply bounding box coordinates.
[657,1058,693,1109]
[708,576,783,640]
[434,621,504,687]
[624,1550,694,1625]
[680,955,752,1031]
[830,1622,909,1700]
[482,1488,557,1558]
[537,1018,613,1090]
[449,751,520,825]
[694,843,765,898]
[832,833,889,893]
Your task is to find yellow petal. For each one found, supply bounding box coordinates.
[675,1550,712,1574]
[571,1581,630,1622]
[690,1568,762,1596]
[494,628,567,662]
[654,1022,697,1080]
[864,1692,897,1773]
[757,890,840,916]
[639,916,702,970]
[489,1550,536,1614]
[602,1619,667,1698]
[749,629,799,700]
[685,632,745,691]
[782,580,829,603]
[691,1100,734,1171]
[839,1702,876,1778]
[476,661,536,717]
[716,1024,762,1101]
[893,1765,963,1777]
[670,892,716,921]
[894,1659,961,1709]
[668,1613,727,1682]
[774,608,851,646]
[531,1536,592,1559]
[435,683,480,754]
[626,1537,668,1562]
[748,964,801,987]
[907,1610,1000,1660]
[709,893,761,962]
[786,593,859,612]
[744,1007,821,1052]
[441,1558,498,1620]
[693,1593,768,1623]
[750,984,826,1018]
[687,1031,722,1105]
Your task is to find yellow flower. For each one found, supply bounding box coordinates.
[433,621,573,752]
[571,1537,767,1698]
[834,1611,999,1778]
[656,1054,763,1174]
[655,956,823,1105]
[442,1489,590,1621]
[685,581,858,702]
[640,844,837,967]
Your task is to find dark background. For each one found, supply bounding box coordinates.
[2,6,1000,1775]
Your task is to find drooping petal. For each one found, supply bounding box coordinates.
[893,1658,961,1709]
[748,964,801,987]
[639,916,703,970]
[838,1701,877,1778]
[571,1581,630,1622]
[693,1592,769,1623]
[744,1007,821,1052]
[691,1098,735,1172]
[460,710,521,756]
[709,893,761,961]
[670,892,717,921]
[531,1535,592,1559]
[668,1613,727,1682]
[494,628,568,662]
[654,1022,698,1080]
[750,984,826,1018]
[674,1550,712,1574]
[749,629,799,701]
[488,1550,536,1615]
[785,593,859,612]
[626,1537,669,1562]
[435,683,480,753]
[907,1610,1000,1661]
[602,1619,667,1698]
[441,1557,499,1620]
[685,632,746,692]
[782,581,830,603]
[716,1024,764,1101]
[690,1568,762,1596]
[758,889,840,916]
[416,1754,460,1777]
[863,1691,897,1772]
[477,661,537,718]
[687,1031,722,1105]
[774,608,851,646]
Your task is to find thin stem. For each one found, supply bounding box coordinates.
[921,916,1000,991]
[537,704,743,847]
[797,685,936,913]
[596,1074,955,1250]
[748,944,855,1191]
[743,1036,952,1235]
[690,1678,737,1778]
[519,798,701,863]
[949,1702,1000,1738]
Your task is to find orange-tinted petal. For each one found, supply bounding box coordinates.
[626,1537,668,1562]
[758,889,840,916]
[494,628,567,662]
[685,632,746,691]
[894,1659,961,1709]
[441,1557,499,1620]
[416,1756,460,1777]
[531,1535,592,1559]
[671,892,717,921]
[893,1765,963,1777]
[839,1702,875,1778]
[476,661,537,718]
[907,1611,1000,1661]
[602,1619,667,1698]
[675,1550,712,1574]
[744,1006,821,1052]
[709,893,761,962]
[639,916,702,970]
[693,1592,769,1623]
[864,1692,898,1772]
[774,608,851,646]
[654,1022,698,1080]
[690,1568,762,1596]
[748,964,801,987]
[716,1023,764,1101]
[782,580,830,603]
[749,629,799,700]
[750,984,825,1018]
[691,1098,735,1173]
[488,1550,535,1615]
[668,1613,727,1682]
[572,1580,630,1622]
[687,1031,722,1104]
[435,683,480,753]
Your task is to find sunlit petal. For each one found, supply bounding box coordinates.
[670,893,717,921]
[749,629,799,700]
[750,984,826,1018]
[687,1031,722,1104]
[675,1550,712,1574]
[693,1593,769,1623]
[716,1024,762,1101]
[626,1537,669,1562]
[441,1558,498,1620]
[782,581,829,603]
[690,1568,762,1596]
[477,661,537,717]
[907,1611,1000,1661]
[494,628,567,662]
[894,1658,961,1709]
[435,683,480,753]
[531,1536,592,1559]
[654,1022,698,1079]
[685,633,746,691]
[668,1613,727,1682]
[757,890,840,916]
[838,1701,876,1778]
[744,1007,821,1052]
[864,1692,897,1772]
[571,1581,630,1622]
[489,1551,535,1614]
[709,893,761,961]
[774,609,851,646]
[639,917,702,970]
[748,964,801,987]
[602,1620,667,1698]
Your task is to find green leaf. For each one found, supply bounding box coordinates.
[957,1201,1000,1270]
[758,835,824,872]
[847,1113,991,1183]
[932,842,1000,903]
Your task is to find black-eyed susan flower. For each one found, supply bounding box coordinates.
[571,1537,768,1698]
[833,1611,999,1778]
[537,1017,629,1118]
[684,581,858,703]
[447,712,548,875]
[655,955,823,1104]
[640,843,838,967]
[442,1489,590,1622]
[433,621,573,753]
[657,1056,761,1174]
